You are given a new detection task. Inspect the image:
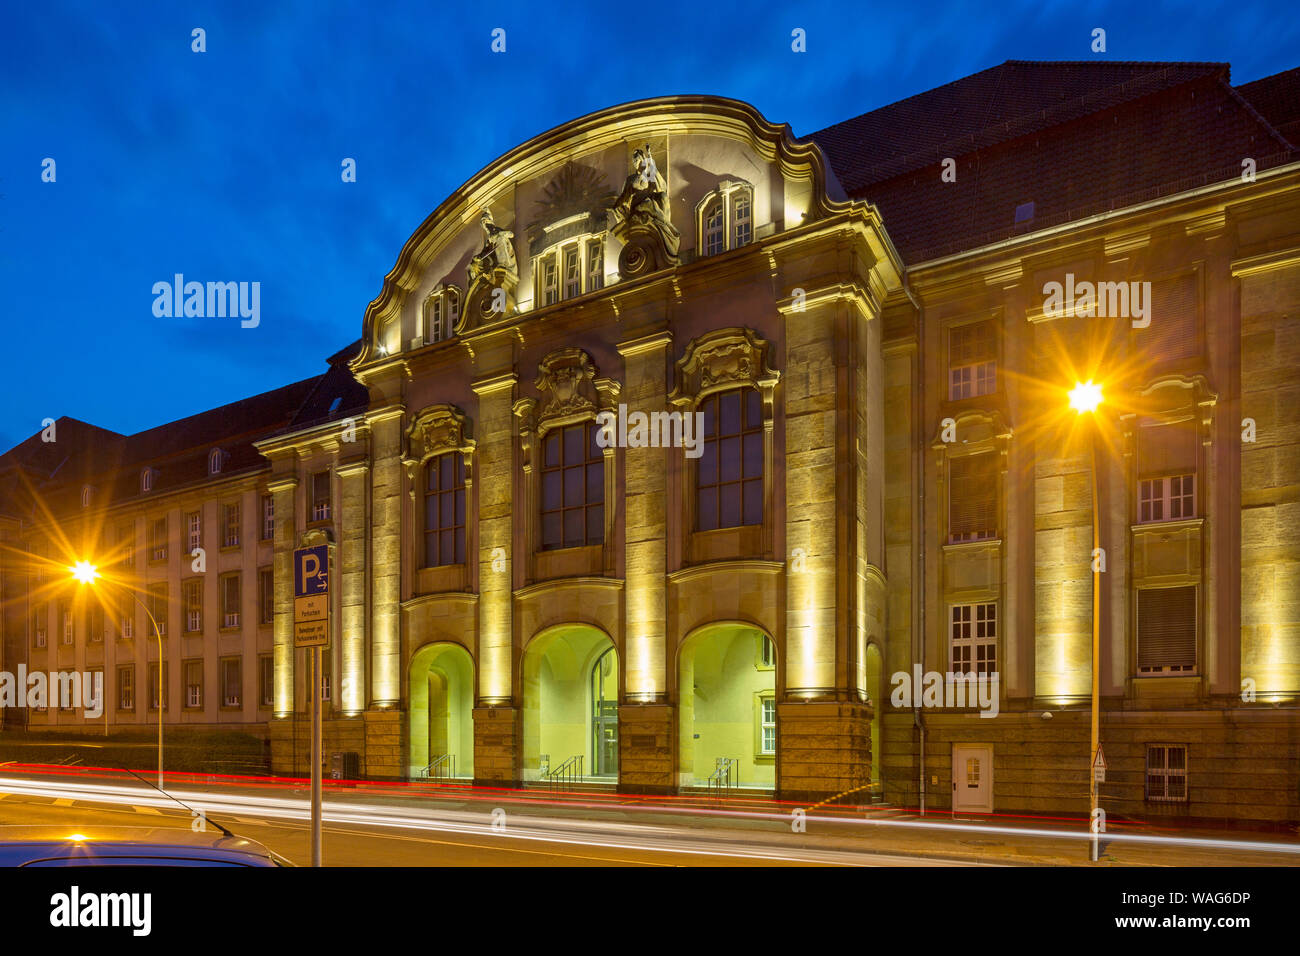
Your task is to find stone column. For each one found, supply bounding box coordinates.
[364,406,405,780]
[336,460,369,716]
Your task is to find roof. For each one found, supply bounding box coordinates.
[810,60,1299,262]
[1237,66,1300,147]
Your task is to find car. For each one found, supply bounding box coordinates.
[0,826,293,866]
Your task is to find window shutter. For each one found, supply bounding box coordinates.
[949,453,998,537]
[1136,420,1197,476]
[1147,274,1198,362]
[1137,586,1196,670]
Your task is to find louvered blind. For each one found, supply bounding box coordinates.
[1136,420,1197,476]
[1147,273,1198,362]
[1137,586,1196,670]
[950,320,995,365]
[949,453,997,538]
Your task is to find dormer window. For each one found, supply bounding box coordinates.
[697,181,755,257]
[208,448,224,475]
[80,485,93,508]
[423,285,461,345]
[534,236,604,308]
[140,468,154,493]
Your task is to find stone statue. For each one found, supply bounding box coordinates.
[468,210,517,286]
[607,143,680,276]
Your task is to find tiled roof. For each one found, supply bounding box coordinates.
[810,60,1299,262]
[1237,67,1300,147]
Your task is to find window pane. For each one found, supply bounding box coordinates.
[454,527,465,563]
[440,530,454,565]
[563,509,584,548]
[440,493,453,526]
[586,505,603,543]
[745,388,760,426]
[542,471,561,510]
[439,455,452,489]
[742,433,763,479]
[743,478,762,525]
[544,433,560,468]
[586,462,604,503]
[454,489,465,525]
[720,392,740,435]
[564,466,584,507]
[701,398,716,438]
[564,425,582,463]
[542,513,561,549]
[698,441,717,483]
[698,489,716,530]
[720,436,741,482]
[719,491,740,528]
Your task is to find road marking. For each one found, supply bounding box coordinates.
[133,804,162,814]
[52,798,75,807]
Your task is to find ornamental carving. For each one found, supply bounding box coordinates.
[670,327,779,410]
[606,142,680,278]
[534,348,599,422]
[402,404,474,500]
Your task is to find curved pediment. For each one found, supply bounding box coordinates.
[352,95,850,371]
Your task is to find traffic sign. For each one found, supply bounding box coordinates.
[1093,745,1106,783]
[294,544,330,648]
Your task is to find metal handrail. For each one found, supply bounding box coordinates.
[423,753,456,780]
[546,754,584,790]
[708,757,739,801]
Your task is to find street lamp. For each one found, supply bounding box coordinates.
[1068,381,1103,862]
[70,561,166,790]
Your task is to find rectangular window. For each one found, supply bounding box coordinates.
[951,603,997,674]
[221,658,242,707]
[33,604,47,648]
[424,453,467,567]
[61,604,73,644]
[540,422,604,550]
[1137,586,1196,674]
[429,294,443,344]
[186,510,201,553]
[260,655,274,707]
[321,665,331,702]
[948,321,996,400]
[222,502,241,547]
[118,522,135,567]
[705,201,725,256]
[182,578,202,633]
[118,666,134,711]
[1136,420,1197,523]
[760,697,776,754]
[1146,744,1188,803]
[696,388,764,530]
[148,583,167,636]
[311,471,331,522]
[259,567,274,624]
[149,516,168,562]
[149,662,168,710]
[119,598,134,640]
[89,603,104,643]
[948,453,998,542]
[184,660,202,709]
[261,494,275,540]
[586,239,603,292]
[541,254,558,306]
[221,573,241,629]
[563,245,581,299]
[732,192,752,247]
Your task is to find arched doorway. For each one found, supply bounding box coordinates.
[678,623,776,789]
[523,625,618,782]
[408,642,474,779]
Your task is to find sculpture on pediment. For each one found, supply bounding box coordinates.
[464,209,519,328]
[607,143,680,278]
[468,210,518,285]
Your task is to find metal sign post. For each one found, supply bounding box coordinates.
[294,543,330,868]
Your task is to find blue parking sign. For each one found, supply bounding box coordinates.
[295,545,329,597]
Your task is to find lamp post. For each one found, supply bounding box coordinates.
[1068,382,1103,862]
[72,561,165,790]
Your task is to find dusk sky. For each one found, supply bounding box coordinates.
[1,0,1295,453]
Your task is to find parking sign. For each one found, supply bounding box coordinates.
[294,544,330,647]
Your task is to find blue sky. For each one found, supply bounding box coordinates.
[1,0,1295,452]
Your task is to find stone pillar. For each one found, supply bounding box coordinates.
[269,475,298,719]
[337,460,369,716]
[471,373,518,784]
[367,407,404,708]
[617,331,675,791]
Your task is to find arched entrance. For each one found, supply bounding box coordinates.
[678,623,777,790]
[523,624,618,782]
[408,642,474,779]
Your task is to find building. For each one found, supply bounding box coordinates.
[2,60,1298,820]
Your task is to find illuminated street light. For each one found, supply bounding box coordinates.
[1071,382,1103,862]
[70,560,166,790]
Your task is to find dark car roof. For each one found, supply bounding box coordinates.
[0,826,285,867]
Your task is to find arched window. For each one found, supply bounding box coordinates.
[697,182,755,257]
[424,285,461,345]
[423,452,466,567]
[696,387,763,530]
[208,448,223,475]
[140,468,154,494]
[540,421,604,550]
[534,237,604,308]
[81,485,93,508]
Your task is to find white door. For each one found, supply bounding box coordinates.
[952,745,993,814]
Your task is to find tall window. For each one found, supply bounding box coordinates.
[1146,745,1188,802]
[221,573,241,629]
[759,697,776,755]
[540,422,604,550]
[424,453,466,567]
[1137,421,1197,523]
[221,658,242,707]
[425,286,460,344]
[311,471,331,522]
[119,597,134,640]
[563,245,581,299]
[948,321,996,400]
[32,604,47,647]
[141,468,154,493]
[184,660,202,709]
[586,239,603,292]
[948,452,997,542]
[536,239,604,307]
[186,511,201,552]
[261,494,275,540]
[1137,586,1196,674]
[951,603,997,674]
[732,191,752,247]
[696,388,763,530]
[89,603,104,643]
[541,256,558,306]
[118,522,135,567]
[699,183,755,256]
[149,662,168,710]
[147,583,167,636]
[118,666,134,711]
[259,567,274,624]
[149,517,168,561]
[704,201,725,255]
[260,656,274,707]
[81,485,92,508]
[222,502,241,547]
[208,448,223,475]
[183,579,202,633]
